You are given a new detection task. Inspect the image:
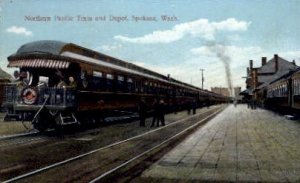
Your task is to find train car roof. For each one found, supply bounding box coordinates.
[8,40,225,97]
[11,40,67,56]
[269,67,300,85]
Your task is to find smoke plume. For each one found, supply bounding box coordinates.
[206,41,233,97]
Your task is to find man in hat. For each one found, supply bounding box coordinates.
[68,76,77,88]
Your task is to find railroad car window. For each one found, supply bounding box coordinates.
[107,74,114,80]
[295,80,297,95]
[140,82,144,93]
[144,81,148,93]
[93,71,103,78]
[127,78,134,92]
[91,71,103,90]
[149,82,153,93]
[118,76,124,81]
[105,74,114,91]
[116,75,125,91]
[80,70,89,88]
[296,80,298,95]
[297,80,300,95]
[297,79,300,95]
[298,80,300,95]
[38,76,49,87]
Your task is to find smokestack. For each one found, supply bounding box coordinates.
[274,54,278,72]
[249,60,253,69]
[262,57,267,66]
[292,60,296,66]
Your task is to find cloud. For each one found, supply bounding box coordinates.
[6,26,33,36]
[95,43,122,52]
[114,18,251,44]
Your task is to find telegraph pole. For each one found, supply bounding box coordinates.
[200,69,205,89]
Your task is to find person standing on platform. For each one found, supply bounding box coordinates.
[157,99,166,126]
[150,99,159,127]
[138,98,147,127]
[192,100,197,114]
[187,102,191,115]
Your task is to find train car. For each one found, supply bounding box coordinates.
[2,40,227,131]
[266,68,300,113]
[291,68,300,110]
[0,68,11,111]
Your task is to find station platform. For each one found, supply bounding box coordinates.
[141,104,300,182]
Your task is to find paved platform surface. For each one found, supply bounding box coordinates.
[141,104,300,182]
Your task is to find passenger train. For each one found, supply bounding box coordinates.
[3,40,227,131]
[265,67,300,114]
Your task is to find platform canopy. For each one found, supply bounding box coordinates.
[240,88,253,96]
[8,59,70,69]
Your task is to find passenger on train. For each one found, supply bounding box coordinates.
[57,78,67,88]
[68,76,77,88]
[13,70,20,84]
[16,71,26,89]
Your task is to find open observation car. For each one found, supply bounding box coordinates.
[3,40,227,131]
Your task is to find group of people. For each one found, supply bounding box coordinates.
[14,71,27,89]
[13,70,77,89]
[57,76,77,88]
[138,98,166,127]
[187,100,197,115]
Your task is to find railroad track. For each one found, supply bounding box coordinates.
[0,131,39,141]
[2,105,226,183]
[0,112,138,148]
[0,131,48,148]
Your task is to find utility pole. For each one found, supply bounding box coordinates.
[200,69,205,89]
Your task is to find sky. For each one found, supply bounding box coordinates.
[0,0,300,91]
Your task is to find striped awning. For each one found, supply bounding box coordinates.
[8,59,70,69]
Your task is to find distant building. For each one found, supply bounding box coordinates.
[211,87,242,101]
[234,87,243,101]
[241,54,298,103]
[211,87,230,97]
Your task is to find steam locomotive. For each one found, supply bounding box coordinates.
[3,40,227,131]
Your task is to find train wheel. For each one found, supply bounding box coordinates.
[33,113,48,132]
[33,108,56,132]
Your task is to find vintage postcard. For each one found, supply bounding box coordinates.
[0,0,300,182]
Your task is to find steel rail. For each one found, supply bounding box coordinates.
[89,108,223,182]
[0,131,39,141]
[3,106,223,183]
